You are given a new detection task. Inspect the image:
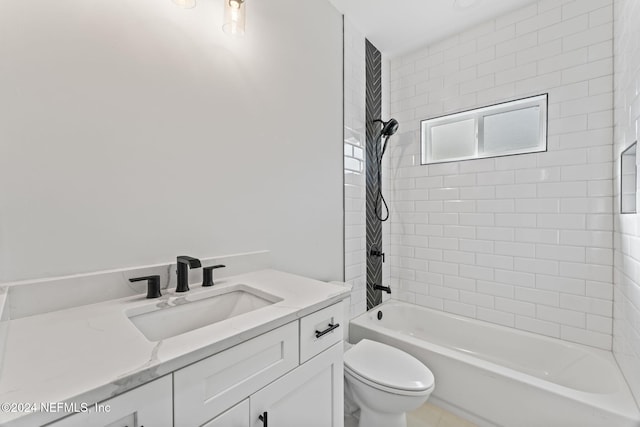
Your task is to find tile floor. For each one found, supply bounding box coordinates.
[408,403,477,427]
[345,402,477,427]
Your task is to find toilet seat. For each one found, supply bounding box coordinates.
[345,365,434,397]
[344,339,434,395]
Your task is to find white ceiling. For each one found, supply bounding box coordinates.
[329,0,539,57]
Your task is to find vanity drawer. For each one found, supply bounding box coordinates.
[173,321,298,427]
[299,301,343,363]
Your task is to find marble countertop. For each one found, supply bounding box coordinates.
[0,269,349,427]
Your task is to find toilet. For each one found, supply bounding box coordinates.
[344,339,435,427]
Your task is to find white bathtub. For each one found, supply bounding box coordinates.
[349,300,640,427]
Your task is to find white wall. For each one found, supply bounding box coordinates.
[613,0,640,406]
[388,0,614,349]
[343,17,367,318]
[0,0,344,282]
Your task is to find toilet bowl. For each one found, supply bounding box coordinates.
[344,339,435,427]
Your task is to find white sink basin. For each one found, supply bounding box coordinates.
[126,285,281,341]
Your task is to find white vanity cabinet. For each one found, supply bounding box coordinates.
[176,301,345,427]
[47,375,172,427]
[47,301,344,427]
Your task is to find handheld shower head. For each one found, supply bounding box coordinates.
[381,118,399,137]
[372,118,399,223]
[373,118,399,137]
[377,118,399,159]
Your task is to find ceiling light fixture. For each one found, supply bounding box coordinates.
[173,0,196,9]
[223,0,246,37]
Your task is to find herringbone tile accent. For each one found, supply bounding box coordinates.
[365,39,382,310]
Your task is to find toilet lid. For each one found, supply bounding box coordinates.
[344,339,434,392]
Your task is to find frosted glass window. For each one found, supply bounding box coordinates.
[421,94,547,164]
[483,107,541,154]
[430,119,476,161]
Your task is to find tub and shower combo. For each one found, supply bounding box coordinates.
[349,300,640,427]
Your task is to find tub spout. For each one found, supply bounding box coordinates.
[374,284,391,294]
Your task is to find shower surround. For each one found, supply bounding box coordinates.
[386,0,615,350]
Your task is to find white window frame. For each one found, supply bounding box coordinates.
[421,94,548,165]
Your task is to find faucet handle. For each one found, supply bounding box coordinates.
[129,275,162,299]
[202,265,226,287]
[370,248,385,263]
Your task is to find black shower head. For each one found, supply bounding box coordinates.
[374,118,398,223]
[380,118,399,137]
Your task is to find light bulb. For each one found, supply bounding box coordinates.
[223,0,246,36]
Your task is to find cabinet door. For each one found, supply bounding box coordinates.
[202,399,250,427]
[250,342,343,427]
[47,375,172,427]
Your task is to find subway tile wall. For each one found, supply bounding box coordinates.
[344,17,367,319]
[613,0,640,406]
[387,0,614,349]
[382,58,392,304]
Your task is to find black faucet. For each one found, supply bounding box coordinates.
[176,256,201,292]
[374,284,392,294]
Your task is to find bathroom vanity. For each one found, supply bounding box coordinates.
[0,267,349,427]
